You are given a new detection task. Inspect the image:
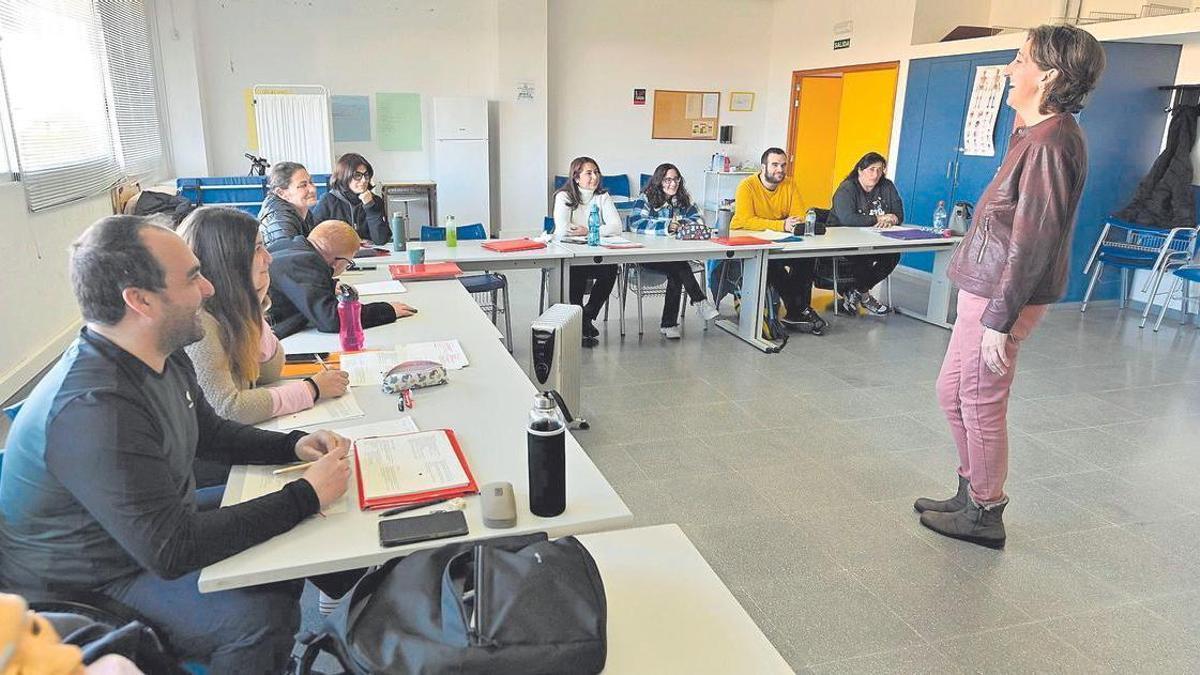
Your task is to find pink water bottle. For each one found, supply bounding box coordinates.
[335,283,364,351]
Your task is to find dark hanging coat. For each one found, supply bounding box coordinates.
[1115,104,1199,229]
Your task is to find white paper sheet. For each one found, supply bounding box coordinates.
[356,430,468,500]
[354,280,407,296]
[260,390,366,431]
[702,93,719,118]
[397,340,469,370]
[234,466,349,514]
[685,93,701,118]
[331,417,420,439]
[340,350,404,386]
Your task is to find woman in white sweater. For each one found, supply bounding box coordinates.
[552,156,622,344]
[179,207,349,426]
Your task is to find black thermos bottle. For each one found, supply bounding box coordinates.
[527,392,566,517]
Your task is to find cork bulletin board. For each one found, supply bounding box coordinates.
[652,89,720,140]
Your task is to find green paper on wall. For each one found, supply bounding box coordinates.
[376,92,422,151]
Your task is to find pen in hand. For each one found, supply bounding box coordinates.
[315,354,330,372]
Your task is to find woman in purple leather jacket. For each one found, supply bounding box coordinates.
[914,25,1106,548]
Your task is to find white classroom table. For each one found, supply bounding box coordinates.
[581,524,791,674]
[198,278,632,593]
[369,240,572,305]
[716,227,963,352]
[554,232,778,337]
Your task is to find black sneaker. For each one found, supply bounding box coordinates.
[840,290,861,315]
[582,320,599,338]
[780,307,827,336]
[859,292,890,315]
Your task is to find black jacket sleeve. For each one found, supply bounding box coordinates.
[186,358,305,465]
[830,181,876,227]
[362,301,399,329]
[884,180,905,224]
[362,195,390,244]
[310,192,336,226]
[45,393,320,580]
[272,254,342,333]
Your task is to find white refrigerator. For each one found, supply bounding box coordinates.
[433,97,491,230]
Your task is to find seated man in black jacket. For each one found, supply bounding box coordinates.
[0,215,356,673]
[267,219,416,338]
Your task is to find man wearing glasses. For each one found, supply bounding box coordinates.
[267,220,416,338]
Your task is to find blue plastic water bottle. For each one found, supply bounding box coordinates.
[587,204,601,246]
[932,200,948,234]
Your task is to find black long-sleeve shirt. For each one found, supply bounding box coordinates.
[265,236,398,338]
[312,188,389,244]
[828,177,905,227]
[0,329,319,590]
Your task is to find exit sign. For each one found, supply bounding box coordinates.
[833,38,850,50]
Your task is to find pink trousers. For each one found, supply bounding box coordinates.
[936,291,1047,504]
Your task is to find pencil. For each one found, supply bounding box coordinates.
[314,354,330,372]
[272,461,314,476]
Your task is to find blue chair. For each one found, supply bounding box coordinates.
[1152,259,1200,331]
[419,224,512,350]
[176,174,330,216]
[3,399,22,421]
[553,174,631,199]
[640,173,653,192]
[1080,217,1199,327]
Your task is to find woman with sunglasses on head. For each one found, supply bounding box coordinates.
[179,207,349,428]
[312,153,389,244]
[628,163,720,338]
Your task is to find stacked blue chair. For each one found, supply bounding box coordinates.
[1080,216,1199,327]
[420,225,512,351]
[176,174,331,216]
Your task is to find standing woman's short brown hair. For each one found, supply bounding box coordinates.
[1026,25,1106,115]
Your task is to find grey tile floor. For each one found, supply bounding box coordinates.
[297,269,1200,673]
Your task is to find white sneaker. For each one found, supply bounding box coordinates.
[694,298,720,322]
[660,325,682,339]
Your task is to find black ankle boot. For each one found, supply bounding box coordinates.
[914,474,969,513]
[919,496,1007,549]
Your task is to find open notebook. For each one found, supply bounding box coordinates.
[354,429,479,510]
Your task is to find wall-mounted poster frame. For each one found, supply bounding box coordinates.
[729,91,755,111]
[652,89,720,140]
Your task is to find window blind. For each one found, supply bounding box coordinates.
[0,0,163,212]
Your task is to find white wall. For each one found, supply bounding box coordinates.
[150,0,210,176]
[912,0,993,44]
[0,188,110,402]
[495,0,549,235]
[547,0,772,202]
[188,0,499,181]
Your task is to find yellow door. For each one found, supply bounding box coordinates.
[791,77,843,210]
[830,66,899,192]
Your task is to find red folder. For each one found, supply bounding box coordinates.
[711,236,766,246]
[481,238,547,253]
[388,262,463,280]
[354,429,479,511]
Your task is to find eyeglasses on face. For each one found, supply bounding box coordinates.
[352,171,372,181]
[662,177,682,184]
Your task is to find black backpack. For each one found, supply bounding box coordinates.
[292,532,607,675]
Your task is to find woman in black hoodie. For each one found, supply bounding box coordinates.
[828,151,904,315]
[312,152,389,243]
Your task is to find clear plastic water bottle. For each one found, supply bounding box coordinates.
[390,212,406,252]
[804,208,817,237]
[932,200,948,234]
[527,392,566,517]
[445,214,458,248]
[335,283,364,351]
[587,204,601,246]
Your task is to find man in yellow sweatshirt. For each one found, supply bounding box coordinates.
[731,147,827,335]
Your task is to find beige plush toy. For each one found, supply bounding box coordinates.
[0,592,85,675]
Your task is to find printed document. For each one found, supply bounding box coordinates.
[397,340,469,370]
[356,431,469,501]
[341,350,404,386]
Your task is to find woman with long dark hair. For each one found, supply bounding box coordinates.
[915,25,1105,548]
[552,156,622,345]
[628,163,720,338]
[312,153,389,244]
[828,151,904,315]
[180,206,348,426]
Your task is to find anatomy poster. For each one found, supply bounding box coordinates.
[963,65,1005,156]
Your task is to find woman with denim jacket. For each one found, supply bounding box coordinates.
[627,164,719,338]
[915,25,1105,548]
